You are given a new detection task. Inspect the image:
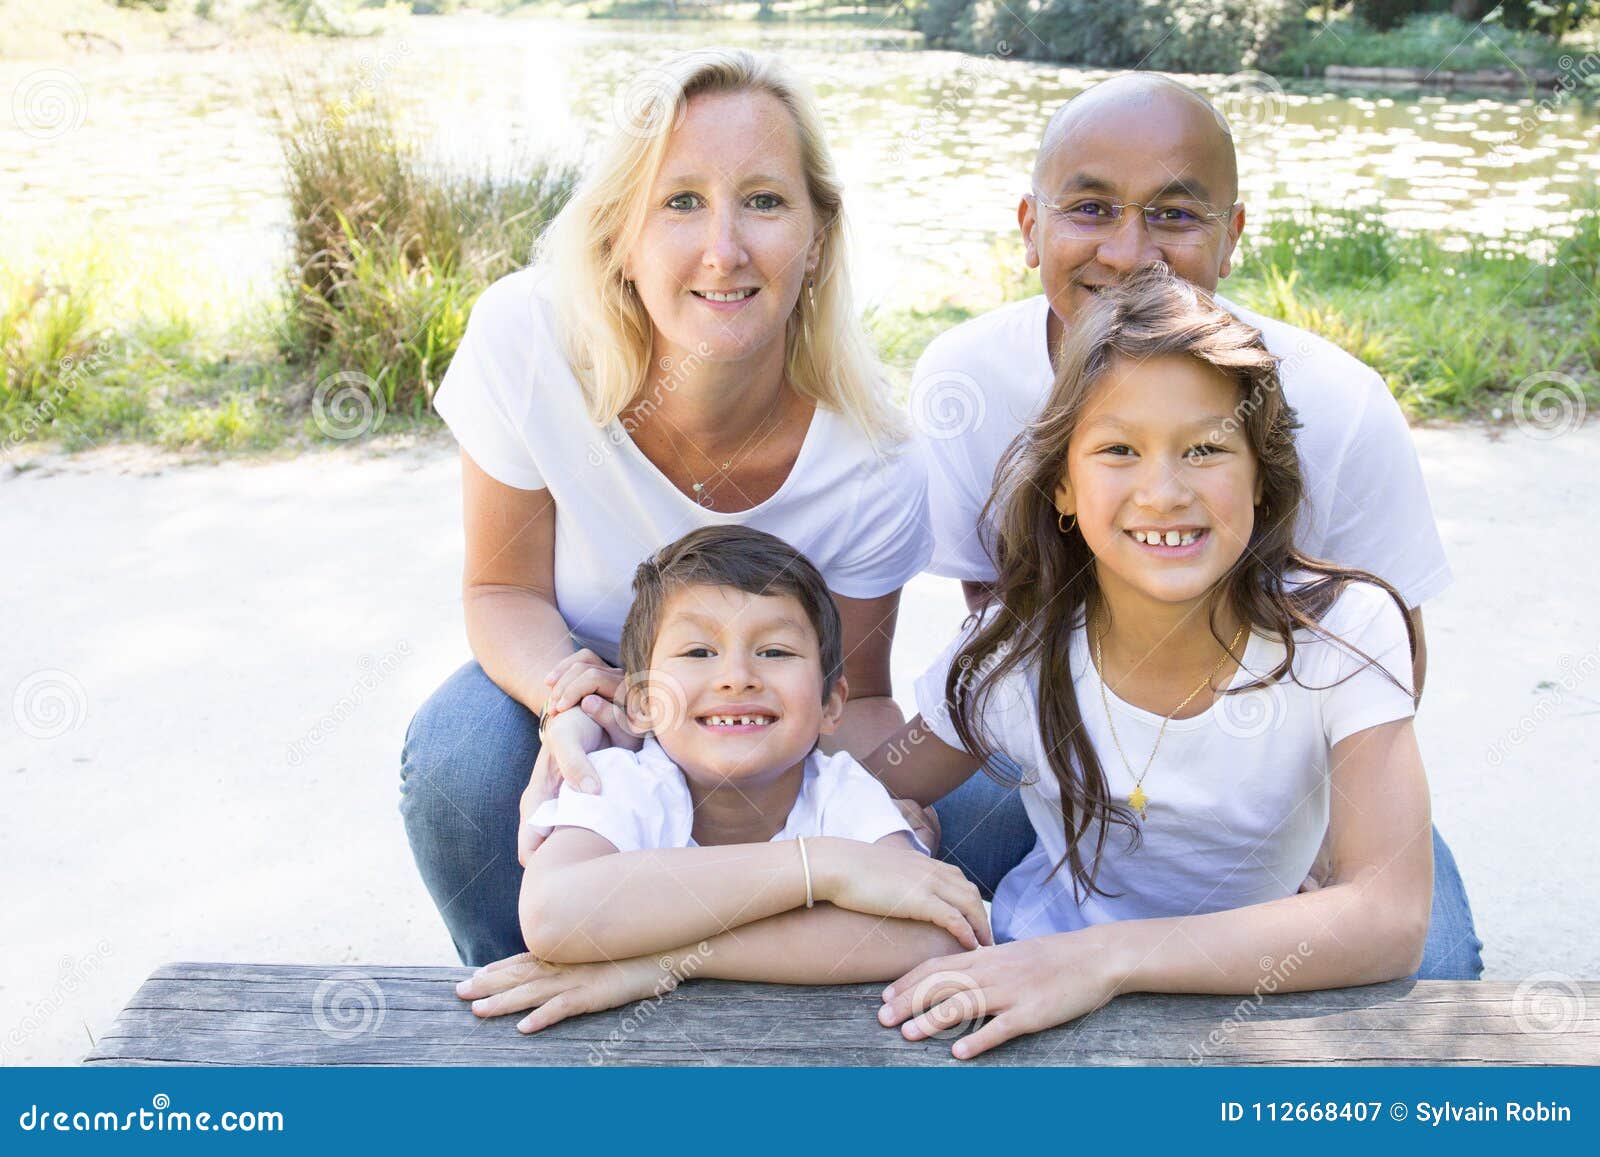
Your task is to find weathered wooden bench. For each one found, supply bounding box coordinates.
[83,963,1599,1066]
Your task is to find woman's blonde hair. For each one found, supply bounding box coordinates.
[537,48,902,450]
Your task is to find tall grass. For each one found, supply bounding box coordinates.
[1227,198,1600,415]
[278,85,579,417]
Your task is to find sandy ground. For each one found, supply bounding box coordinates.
[2,422,1596,1064]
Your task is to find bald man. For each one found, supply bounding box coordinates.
[917,74,1482,981]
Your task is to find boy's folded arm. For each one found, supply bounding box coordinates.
[663,904,969,985]
[520,829,817,963]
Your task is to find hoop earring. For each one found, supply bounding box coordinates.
[1058,512,1076,535]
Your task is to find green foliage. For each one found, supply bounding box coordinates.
[1225,202,1600,415]
[914,0,1298,70]
[912,2,1593,73]
[1358,1,1598,38]
[277,83,578,419]
[1273,12,1575,73]
[1349,0,1454,33]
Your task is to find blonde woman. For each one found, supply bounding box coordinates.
[401,49,932,974]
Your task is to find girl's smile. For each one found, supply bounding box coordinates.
[1125,526,1209,556]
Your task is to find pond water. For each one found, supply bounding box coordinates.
[5,13,1597,308]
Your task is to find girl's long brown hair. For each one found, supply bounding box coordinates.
[946,265,1416,900]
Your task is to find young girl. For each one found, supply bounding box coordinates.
[871,265,1433,1060]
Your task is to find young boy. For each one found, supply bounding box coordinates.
[488,527,988,1032]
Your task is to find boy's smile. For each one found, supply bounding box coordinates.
[632,583,845,790]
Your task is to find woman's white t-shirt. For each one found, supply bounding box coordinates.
[913,579,1416,943]
[433,267,933,664]
[529,736,929,853]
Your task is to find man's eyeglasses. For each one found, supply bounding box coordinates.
[1031,192,1237,248]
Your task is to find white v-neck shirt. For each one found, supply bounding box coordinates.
[434,267,933,664]
[913,577,1416,943]
[914,294,1451,608]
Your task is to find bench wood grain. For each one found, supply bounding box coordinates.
[82,963,1599,1066]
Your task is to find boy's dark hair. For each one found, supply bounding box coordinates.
[618,526,844,700]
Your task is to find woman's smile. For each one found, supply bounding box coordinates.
[690,287,762,311]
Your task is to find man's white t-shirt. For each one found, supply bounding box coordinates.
[434,267,933,664]
[913,578,1416,943]
[913,294,1451,607]
[529,736,929,853]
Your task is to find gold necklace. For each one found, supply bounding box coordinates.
[652,390,787,509]
[1093,616,1247,821]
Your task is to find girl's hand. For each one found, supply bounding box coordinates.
[517,705,608,865]
[456,951,677,1034]
[811,837,992,950]
[878,933,1123,1060]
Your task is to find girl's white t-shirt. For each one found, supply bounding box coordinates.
[913,579,1416,943]
[433,267,933,664]
[529,736,929,853]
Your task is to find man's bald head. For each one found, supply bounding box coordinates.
[1032,74,1239,204]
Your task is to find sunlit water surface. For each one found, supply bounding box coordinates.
[5,15,1597,308]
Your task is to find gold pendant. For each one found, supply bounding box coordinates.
[1128,784,1149,819]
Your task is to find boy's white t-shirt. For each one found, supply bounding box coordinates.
[913,578,1416,943]
[529,736,930,854]
[434,267,933,664]
[914,294,1451,608]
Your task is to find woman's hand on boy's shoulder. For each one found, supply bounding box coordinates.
[518,706,610,865]
[455,951,677,1034]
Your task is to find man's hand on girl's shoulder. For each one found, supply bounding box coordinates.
[894,797,941,854]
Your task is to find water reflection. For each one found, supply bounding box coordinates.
[4,15,1596,307]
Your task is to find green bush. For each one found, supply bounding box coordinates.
[278,84,579,419]
[1268,12,1572,73]
[925,0,1297,72]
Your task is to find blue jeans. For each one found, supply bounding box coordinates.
[400,660,539,966]
[932,768,1485,980]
